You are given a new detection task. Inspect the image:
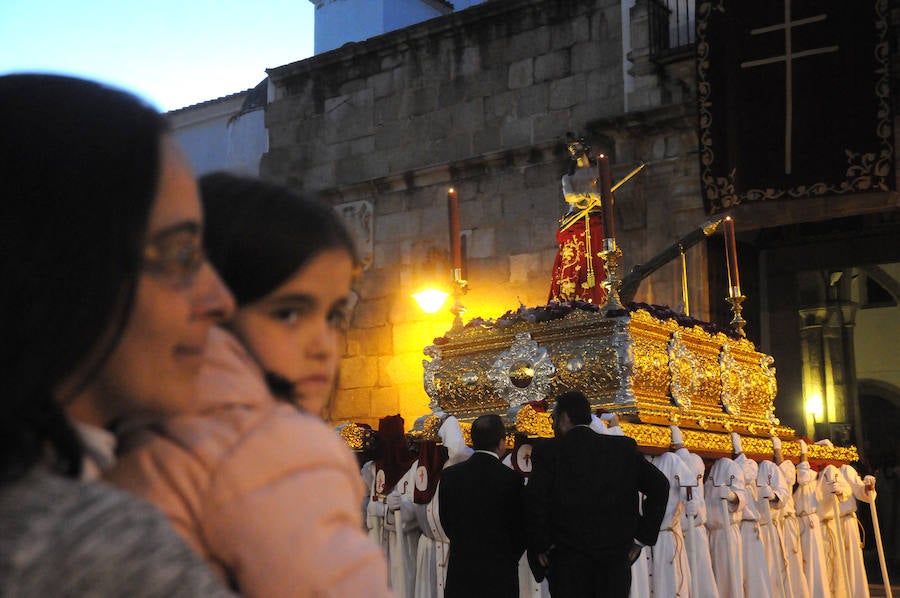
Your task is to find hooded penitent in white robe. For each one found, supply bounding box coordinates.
[650,452,692,598]
[674,447,720,598]
[367,463,421,598]
[732,453,774,598]
[756,460,793,598]
[413,416,472,598]
[838,464,875,598]
[413,492,447,598]
[793,460,832,598]
[817,464,853,598]
[705,457,745,598]
[776,459,810,598]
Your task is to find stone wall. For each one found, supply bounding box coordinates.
[262,0,710,425]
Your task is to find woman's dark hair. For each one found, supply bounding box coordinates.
[0,74,167,483]
[199,172,359,306]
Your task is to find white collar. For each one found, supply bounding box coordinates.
[474,449,500,460]
[73,421,117,481]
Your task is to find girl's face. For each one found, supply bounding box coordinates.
[62,136,235,426]
[230,248,355,418]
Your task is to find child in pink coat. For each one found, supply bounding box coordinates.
[107,174,391,597]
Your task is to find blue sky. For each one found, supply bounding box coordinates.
[0,0,315,111]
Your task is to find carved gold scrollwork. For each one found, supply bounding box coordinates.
[488,332,557,408]
[667,329,695,411]
[718,344,743,416]
[760,354,780,425]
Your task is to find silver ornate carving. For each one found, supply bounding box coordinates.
[565,357,584,373]
[610,316,636,406]
[423,344,443,412]
[718,344,742,417]
[667,329,695,411]
[487,332,556,408]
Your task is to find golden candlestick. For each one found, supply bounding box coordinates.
[725,293,747,338]
[598,237,626,315]
[449,268,468,333]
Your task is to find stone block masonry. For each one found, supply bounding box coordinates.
[263,0,710,426]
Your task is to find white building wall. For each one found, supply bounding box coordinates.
[311,0,485,55]
[169,92,266,176]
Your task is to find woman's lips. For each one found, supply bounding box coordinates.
[174,344,205,367]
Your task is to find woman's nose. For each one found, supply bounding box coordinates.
[192,261,236,322]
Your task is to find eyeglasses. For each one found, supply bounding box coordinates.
[142,228,206,289]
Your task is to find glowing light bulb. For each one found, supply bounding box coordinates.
[413,288,449,314]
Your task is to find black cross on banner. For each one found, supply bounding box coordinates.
[697,0,894,214]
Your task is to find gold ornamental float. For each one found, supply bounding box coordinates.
[410,303,856,464]
[344,144,857,465]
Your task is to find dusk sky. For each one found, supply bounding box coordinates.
[0,0,316,111]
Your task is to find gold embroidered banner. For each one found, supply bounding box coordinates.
[547,214,607,305]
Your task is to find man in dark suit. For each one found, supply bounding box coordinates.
[526,391,669,597]
[438,414,525,598]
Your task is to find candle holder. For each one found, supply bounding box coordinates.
[725,293,747,338]
[449,269,468,333]
[598,237,626,315]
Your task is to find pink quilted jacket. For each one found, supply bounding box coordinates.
[106,327,392,597]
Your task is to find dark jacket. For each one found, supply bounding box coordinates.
[526,427,669,575]
[438,451,525,598]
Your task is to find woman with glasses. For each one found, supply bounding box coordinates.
[0,74,236,596]
[108,173,392,597]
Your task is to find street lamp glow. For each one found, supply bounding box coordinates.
[412,288,449,314]
[805,392,824,422]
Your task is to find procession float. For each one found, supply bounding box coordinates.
[340,138,858,468]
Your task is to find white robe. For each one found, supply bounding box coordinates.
[776,460,810,598]
[793,461,832,598]
[367,463,421,598]
[675,447,720,598]
[838,464,873,598]
[756,460,793,598]
[413,488,449,598]
[733,453,773,598]
[817,464,853,598]
[630,544,652,598]
[650,452,692,598]
[705,457,745,598]
[410,416,474,598]
[629,453,654,598]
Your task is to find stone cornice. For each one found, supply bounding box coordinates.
[317,137,565,204]
[268,0,577,85]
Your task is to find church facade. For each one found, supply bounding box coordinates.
[257,0,899,461]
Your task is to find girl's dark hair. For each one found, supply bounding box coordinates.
[0,74,167,483]
[199,172,359,306]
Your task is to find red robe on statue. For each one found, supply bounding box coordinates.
[548,213,607,304]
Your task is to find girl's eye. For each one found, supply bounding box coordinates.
[273,309,302,325]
